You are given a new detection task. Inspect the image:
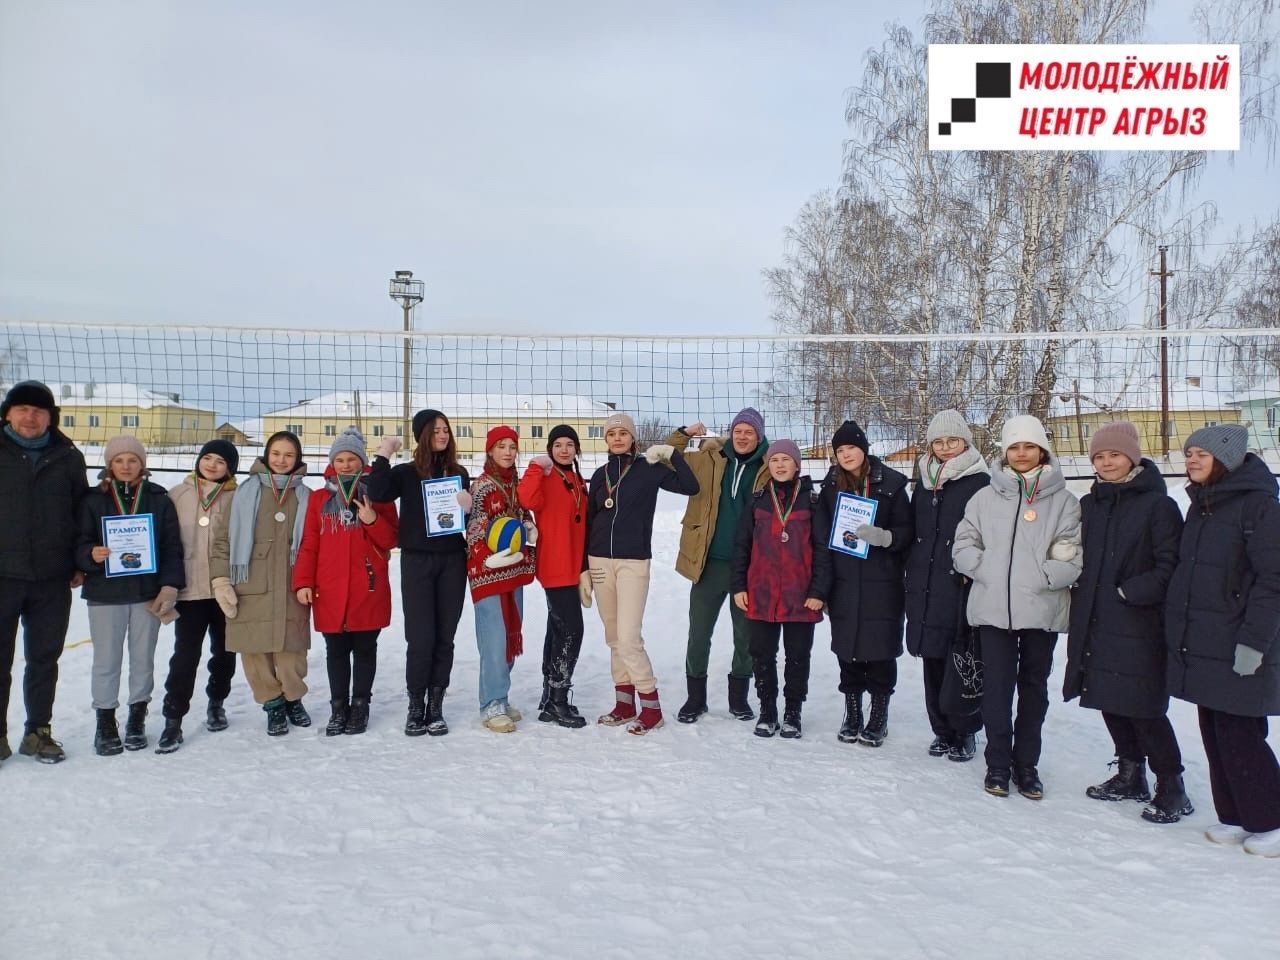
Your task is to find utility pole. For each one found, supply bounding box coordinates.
[1151,246,1174,459]
[1073,379,1085,458]
[389,270,425,450]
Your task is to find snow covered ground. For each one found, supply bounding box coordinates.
[4,489,1280,960]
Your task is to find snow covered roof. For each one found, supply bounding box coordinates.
[1227,388,1280,406]
[52,382,215,411]
[1047,376,1236,416]
[264,392,613,419]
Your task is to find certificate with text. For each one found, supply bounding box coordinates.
[827,493,878,560]
[422,476,465,537]
[102,513,158,578]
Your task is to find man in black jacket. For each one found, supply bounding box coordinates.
[0,381,88,764]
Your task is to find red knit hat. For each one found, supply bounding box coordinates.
[486,425,519,450]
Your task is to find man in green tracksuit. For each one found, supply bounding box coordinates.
[669,408,769,723]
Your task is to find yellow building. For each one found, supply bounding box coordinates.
[53,383,219,448]
[260,392,614,458]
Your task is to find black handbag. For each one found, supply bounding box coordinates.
[939,580,983,732]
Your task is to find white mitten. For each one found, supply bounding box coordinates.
[376,437,403,459]
[484,550,525,569]
[856,524,892,549]
[645,444,674,464]
[530,454,554,475]
[1050,540,1078,562]
[524,520,539,546]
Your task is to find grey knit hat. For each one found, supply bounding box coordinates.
[1185,424,1249,472]
[329,426,369,466]
[925,409,974,447]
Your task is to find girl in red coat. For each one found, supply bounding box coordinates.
[517,424,589,728]
[293,428,399,736]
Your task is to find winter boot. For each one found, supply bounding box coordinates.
[284,699,311,727]
[1243,828,1280,858]
[837,692,863,743]
[727,674,755,721]
[404,692,427,736]
[345,698,370,736]
[18,726,64,764]
[482,700,515,733]
[754,697,780,738]
[264,696,289,736]
[425,686,449,736]
[1205,822,1250,845]
[928,735,953,757]
[326,699,349,737]
[677,675,708,724]
[544,685,588,729]
[0,737,10,766]
[124,702,149,751]
[1015,765,1044,800]
[984,767,1011,797]
[858,693,890,747]
[155,718,183,754]
[780,702,803,740]
[94,710,123,757]
[627,689,664,735]
[205,698,229,732]
[1141,775,1194,824]
[598,684,637,726]
[537,679,555,722]
[947,733,977,763]
[1085,758,1151,802]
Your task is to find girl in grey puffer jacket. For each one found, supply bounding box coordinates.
[953,415,1082,801]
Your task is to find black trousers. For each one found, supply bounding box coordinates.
[1199,706,1280,833]
[979,626,1057,771]
[1102,711,1184,778]
[0,576,72,738]
[750,621,815,704]
[325,630,380,702]
[922,655,983,738]
[162,598,237,719]
[401,550,467,696]
[837,657,897,697]
[542,585,584,688]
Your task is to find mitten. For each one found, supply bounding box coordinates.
[578,571,593,608]
[856,524,892,548]
[456,489,473,513]
[530,454,554,475]
[376,437,403,459]
[484,550,525,569]
[1049,540,1078,562]
[645,444,674,464]
[1234,643,1265,677]
[524,520,539,546]
[211,576,239,619]
[147,585,178,619]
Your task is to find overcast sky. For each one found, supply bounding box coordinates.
[0,0,1268,337]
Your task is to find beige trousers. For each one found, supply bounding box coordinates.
[588,556,656,694]
[240,651,309,704]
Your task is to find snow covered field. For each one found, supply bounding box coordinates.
[4,490,1279,960]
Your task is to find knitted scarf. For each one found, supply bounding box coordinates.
[228,468,310,584]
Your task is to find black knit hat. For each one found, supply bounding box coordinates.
[831,419,869,454]
[412,408,446,443]
[196,438,240,477]
[547,423,581,454]
[1,380,58,420]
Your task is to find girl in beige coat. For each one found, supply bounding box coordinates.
[211,431,312,736]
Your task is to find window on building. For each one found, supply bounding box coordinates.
[1080,423,1090,440]
[286,424,303,435]
[395,425,403,436]
[530,425,544,438]
[588,426,604,439]
[62,415,75,428]
[1204,420,1218,428]
[373,425,384,437]
[456,425,473,438]
[121,415,139,428]
[88,415,100,428]
[1269,407,1277,430]
[324,425,337,437]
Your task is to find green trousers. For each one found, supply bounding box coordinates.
[685,558,754,679]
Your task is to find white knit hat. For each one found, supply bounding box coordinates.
[926,409,974,446]
[1001,415,1051,453]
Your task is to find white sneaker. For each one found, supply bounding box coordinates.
[1205,822,1250,845]
[481,701,515,734]
[1243,827,1280,857]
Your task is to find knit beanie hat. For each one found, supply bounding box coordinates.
[1,380,57,420]
[768,439,802,469]
[486,425,519,451]
[104,434,147,469]
[604,412,637,440]
[831,420,869,454]
[1089,421,1141,467]
[328,426,369,466]
[412,408,446,443]
[926,409,974,447]
[1001,415,1052,453]
[730,407,765,442]
[547,423,580,454]
[1185,424,1249,472]
[197,438,240,476]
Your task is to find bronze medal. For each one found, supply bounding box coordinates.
[1024,508,1037,522]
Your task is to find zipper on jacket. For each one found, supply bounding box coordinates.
[1006,492,1019,631]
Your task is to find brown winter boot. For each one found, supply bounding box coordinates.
[598,684,637,726]
[627,688,664,736]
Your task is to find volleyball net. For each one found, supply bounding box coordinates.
[4,321,1280,478]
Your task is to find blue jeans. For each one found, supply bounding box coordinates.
[474,590,522,710]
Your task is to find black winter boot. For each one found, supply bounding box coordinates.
[780,702,803,740]
[1015,765,1044,800]
[425,686,449,736]
[124,702,148,751]
[1086,758,1151,802]
[677,675,708,724]
[984,767,1011,797]
[727,674,755,721]
[345,698,370,736]
[947,733,977,763]
[155,718,183,754]
[544,685,588,729]
[285,699,311,727]
[1141,775,1194,824]
[929,735,953,757]
[94,709,123,757]
[326,699,349,737]
[837,693,863,743]
[264,696,289,736]
[404,693,427,736]
[754,697,779,738]
[537,679,554,722]
[858,693,890,747]
[205,698,228,732]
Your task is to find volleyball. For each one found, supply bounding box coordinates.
[486,515,525,556]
